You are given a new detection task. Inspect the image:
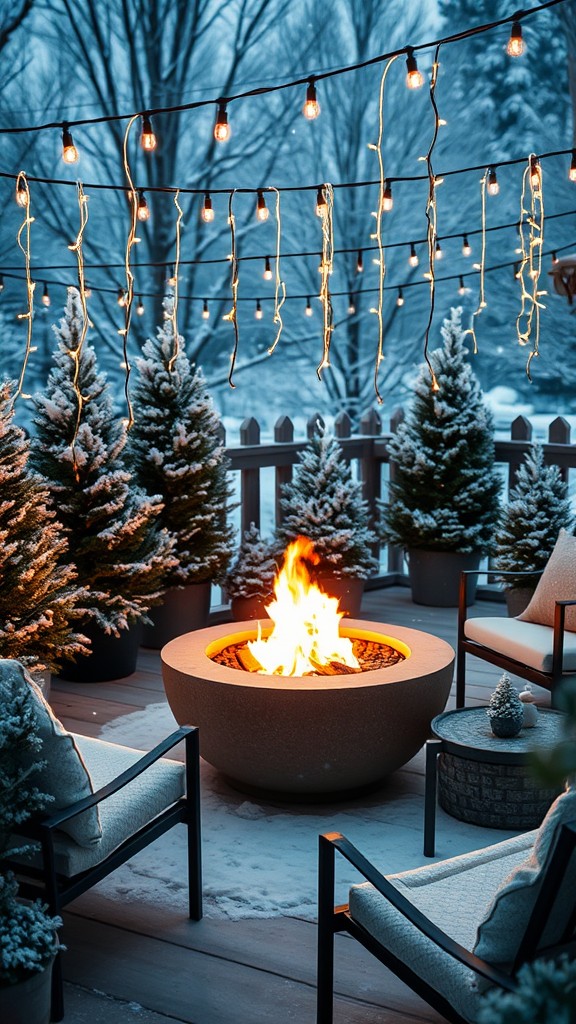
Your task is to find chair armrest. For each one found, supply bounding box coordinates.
[38,727,196,832]
[553,601,576,679]
[320,831,515,990]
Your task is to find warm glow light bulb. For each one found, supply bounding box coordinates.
[202,299,210,320]
[356,250,364,273]
[507,19,524,57]
[302,79,320,120]
[462,234,472,257]
[408,243,419,267]
[167,266,177,287]
[117,287,126,307]
[201,193,214,222]
[382,181,393,212]
[551,251,559,265]
[487,168,499,196]
[0,275,4,292]
[136,297,145,316]
[137,191,150,221]
[263,256,272,280]
[396,288,404,307]
[570,150,576,183]
[305,296,313,317]
[435,241,443,260]
[42,283,50,307]
[62,126,78,164]
[458,276,466,295]
[405,47,424,89]
[530,156,541,189]
[15,182,28,207]
[316,186,326,217]
[347,293,355,315]
[256,190,269,222]
[255,299,263,320]
[140,114,157,151]
[214,102,230,142]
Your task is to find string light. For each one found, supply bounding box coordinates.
[317,183,335,378]
[405,46,424,89]
[462,234,472,256]
[382,180,393,211]
[396,287,404,306]
[64,182,91,474]
[267,187,287,356]
[214,100,230,142]
[167,264,177,286]
[166,190,184,372]
[201,192,214,222]
[263,255,272,280]
[435,240,443,260]
[15,179,28,207]
[507,19,524,57]
[202,298,210,319]
[255,298,263,319]
[84,283,91,297]
[302,78,320,120]
[551,250,559,264]
[140,113,157,151]
[516,154,546,378]
[569,149,576,182]
[12,172,35,406]
[305,296,313,316]
[530,155,541,190]
[463,169,489,354]
[487,167,499,196]
[316,187,327,217]
[356,249,364,273]
[223,190,239,387]
[117,286,126,306]
[61,125,78,164]
[42,282,50,306]
[256,190,269,222]
[458,275,466,295]
[136,296,145,315]
[0,275,4,292]
[137,190,150,221]
[422,44,442,394]
[408,242,419,267]
[347,293,355,314]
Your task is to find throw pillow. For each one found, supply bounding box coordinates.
[0,660,102,847]
[518,529,576,631]
[473,783,576,964]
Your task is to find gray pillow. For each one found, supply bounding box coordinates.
[0,660,102,847]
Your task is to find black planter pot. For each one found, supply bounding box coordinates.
[57,619,143,683]
[314,575,365,617]
[142,582,211,649]
[407,549,481,607]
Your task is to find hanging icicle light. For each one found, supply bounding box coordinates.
[396,287,404,307]
[15,179,28,207]
[356,250,364,273]
[140,113,157,151]
[201,192,214,222]
[137,191,150,221]
[408,242,419,267]
[41,282,51,307]
[263,255,273,280]
[462,234,472,257]
[61,125,78,164]
[305,296,313,317]
[507,18,524,57]
[382,180,393,211]
[214,100,230,142]
[256,190,269,222]
[487,167,500,196]
[202,298,210,320]
[405,47,424,89]
[136,296,145,316]
[302,78,321,120]
[347,293,355,315]
[255,299,263,320]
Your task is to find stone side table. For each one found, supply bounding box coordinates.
[424,706,565,856]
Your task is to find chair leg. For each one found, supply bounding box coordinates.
[455,646,466,708]
[185,728,203,920]
[317,836,336,1024]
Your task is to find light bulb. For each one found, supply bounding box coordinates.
[137,191,150,221]
[551,251,559,265]
[84,283,92,298]
[256,190,269,222]
[0,275,4,292]
[507,19,524,57]
[202,299,210,320]
[15,181,28,207]
[140,113,157,151]
[462,234,472,257]
[167,267,177,286]
[214,101,230,142]
[530,156,541,190]
[302,79,320,120]
[570,150,576,183]
[396,288,404,307]
[62,126,78,164]
[405,47,424,89]
[316,186,326,217]
[305,296,313,317]
[458,276,466,295]
[356,250,364,273]
[136,297,145,316]
[201,192,214,222]
[263,256,272,280]
[408,243,419,267]
[42,283,51,307]
[487,167,499,196]
[255,299,263,320]
[347,293,355,315]
[117,287,126,307]
[435,241,443,260]
[382,180,393,212]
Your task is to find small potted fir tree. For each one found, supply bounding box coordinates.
[224,523,279,620]
[126,298,234,646]
[379,308,501,606]
[276,427,377,616]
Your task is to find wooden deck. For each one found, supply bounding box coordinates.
[50,587,550,1023]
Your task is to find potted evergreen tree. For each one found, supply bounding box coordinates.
[30,289,176,682]
[223,523,279,620]
[379,308,501,606]
[0,380,88,681]
[276,427,377,616]
[126,297,234,647]
[494,443,574,616]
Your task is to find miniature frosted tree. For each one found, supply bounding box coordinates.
[277,429,377,577]
[30,289,175,635]
[380,307,501,553]
[494,443,573,591]
[0,380,88,672]
[126,298,234,585]
[486,673,524,737]
[224,523,278,600]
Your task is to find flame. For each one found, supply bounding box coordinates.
[247,536,360,676]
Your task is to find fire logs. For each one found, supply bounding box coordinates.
[213,636,404,675]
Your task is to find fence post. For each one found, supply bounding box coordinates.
[239,417,260,534]
[509,415,532,490]
[274,415,294,529]
[548,416,571,485]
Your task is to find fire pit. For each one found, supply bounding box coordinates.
[161,619,454,798]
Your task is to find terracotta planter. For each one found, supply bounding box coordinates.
[314,575,365,617]
[142,582,211,649]
[230,595,271,621]
[57,619,143,683]
[0,957,54,1024]
[407,549,481,607]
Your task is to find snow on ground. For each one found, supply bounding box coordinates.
[98,702,518,921]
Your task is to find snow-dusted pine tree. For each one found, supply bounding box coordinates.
[0,380,88,672]
[486,672,524,737]
[379,308,501,553]
[30,289,176,636]
[276,429,377,577]
[224,523,278,600]
[494,443,574,591]
[126,298,234,586]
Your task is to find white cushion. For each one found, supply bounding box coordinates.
[349,831,535,1021]
[519,529,576,631]
[474,784,576,964]
[464,617,576,673]
[0,660,102,847]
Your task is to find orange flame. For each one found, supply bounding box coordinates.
[247,536,360,676]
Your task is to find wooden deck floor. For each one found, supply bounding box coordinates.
[50,587,550,1023]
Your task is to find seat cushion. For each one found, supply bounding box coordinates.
[473,784,576,964]
[349,831,535,1021]
[519,529,576,631]
[464,617,576,673]
[0,660,102,847]
[47,734,185,876]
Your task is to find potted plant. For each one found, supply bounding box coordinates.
[126,297,234,646]
[494,442,574,616]
[0,379,88,684]
[30,289,176,681]
[379,307,501,607]
[224,523,279,620]
[0,666,61,1024]
[478,953,576,1022]
[276,426,377,616]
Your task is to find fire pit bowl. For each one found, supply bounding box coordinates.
[161,620,454,798]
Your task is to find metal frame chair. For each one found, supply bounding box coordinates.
[10,726,202,1022]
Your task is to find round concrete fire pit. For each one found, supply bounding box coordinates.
[161,620,454,798]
